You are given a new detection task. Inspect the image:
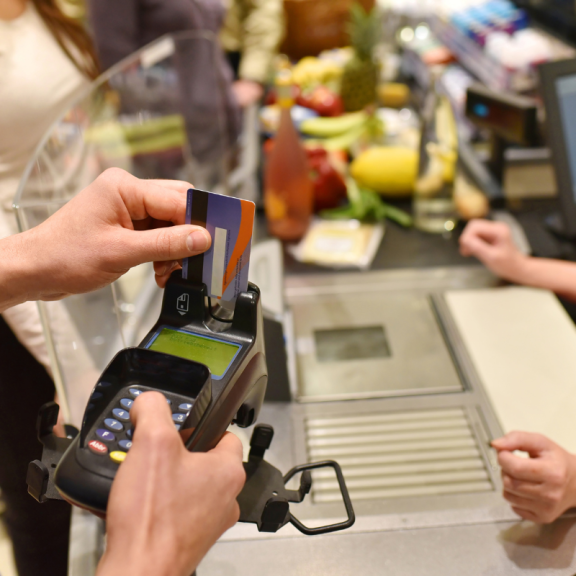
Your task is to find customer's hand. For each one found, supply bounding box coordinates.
[0,168,211,310]
[233,79,264,108]
[492,431,576,524]
[459,219,527,281]
[97,392,245,576]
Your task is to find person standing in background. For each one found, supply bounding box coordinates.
[88,0,284,111]
[0,2,99,575]
[87,0,242,184]
[220,0,285,107]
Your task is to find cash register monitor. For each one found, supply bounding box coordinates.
[540,59,576,238]
[516,1,576,45]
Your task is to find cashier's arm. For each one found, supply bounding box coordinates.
[492,432,576,524]
[0,168,212,312]
[460,220,576,301]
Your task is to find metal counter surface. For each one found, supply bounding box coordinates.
[202,516,576,575]
[201,402,576,576]
[200,264,576,575]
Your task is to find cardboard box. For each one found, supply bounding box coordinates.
[281,0,376,60]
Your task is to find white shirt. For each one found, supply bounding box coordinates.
[0,2,89,223]
[0,3,91,385]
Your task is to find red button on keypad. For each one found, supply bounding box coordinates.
[88,440,108,455]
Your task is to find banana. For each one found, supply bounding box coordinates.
[300,111,367,138]
[314,123,368,151]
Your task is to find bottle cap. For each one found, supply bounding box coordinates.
[276,69,294,108]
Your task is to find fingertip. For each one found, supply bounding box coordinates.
[459,243,472,257]
[155,274,169,289]
[491,437,506,450]
[212,431,244,461]
[497,449,516,469]
[155,263,182,288]
[131,391,173,427]
[153,260,176,277]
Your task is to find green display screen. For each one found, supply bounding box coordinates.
[148,328,240,378]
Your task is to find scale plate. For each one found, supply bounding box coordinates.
[292,292,462,401]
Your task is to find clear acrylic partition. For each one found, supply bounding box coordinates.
[13,31,241,425]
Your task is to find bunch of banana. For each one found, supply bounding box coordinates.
[300,112,383,152]
[292,56,343,88]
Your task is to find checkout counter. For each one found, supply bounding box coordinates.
[12,25,576,576]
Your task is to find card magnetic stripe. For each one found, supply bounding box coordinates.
[184,189,209,282]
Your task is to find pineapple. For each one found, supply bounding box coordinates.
[340,4,381,113]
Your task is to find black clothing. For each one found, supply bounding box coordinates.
[0,317,71,576]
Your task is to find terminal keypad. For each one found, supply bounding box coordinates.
[86,386,194,466]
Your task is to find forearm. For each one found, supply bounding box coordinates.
[0,232,37,312]
[96,552,191,576]
[509,256,576,301]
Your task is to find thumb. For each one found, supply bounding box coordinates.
[118,225,211,268]
[210,431,244,462]
[492,431,552,457]
[130,391,175,432]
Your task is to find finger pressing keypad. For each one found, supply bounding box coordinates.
[86,386,195,467]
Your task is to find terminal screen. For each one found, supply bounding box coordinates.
[148,328,240,378]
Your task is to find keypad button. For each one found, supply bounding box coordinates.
[174,424,181,431]
[119,440,132,450]
[179,403,193,411]
[172,413,186,423]
[96,429,115,442]
[91,392,103,401]
[86,403,95,412]
[104,418,123,431]
[109,451,127,464]
[165,398,172,405]
[112,408,130,421]
[97,381,112,388]
[126,428,133,438]
[88,440,108,455]
[129,388,142,397]
[120,398,133,410]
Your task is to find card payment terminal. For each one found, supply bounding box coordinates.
[43,271,267,513]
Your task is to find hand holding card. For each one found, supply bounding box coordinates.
[182,189,255,308]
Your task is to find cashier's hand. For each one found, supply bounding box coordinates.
[492,432,576,524]
[459,220,527,281]
[97,392,245,576]
[1,168,211,311]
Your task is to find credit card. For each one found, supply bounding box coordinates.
[182,189,255,307]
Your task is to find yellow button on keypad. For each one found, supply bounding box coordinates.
[110,451,127,464]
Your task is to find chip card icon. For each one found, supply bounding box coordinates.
[177,293,189,315]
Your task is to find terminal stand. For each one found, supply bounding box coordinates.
[27,404,355,537]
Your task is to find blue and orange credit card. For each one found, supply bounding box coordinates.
[182,189,255,307]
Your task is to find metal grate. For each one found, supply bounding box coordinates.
[305,408,493,503]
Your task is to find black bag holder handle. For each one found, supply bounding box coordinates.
[27,402,77,503]
[237,424,355,535]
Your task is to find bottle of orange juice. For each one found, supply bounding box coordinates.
[264,70,313,242]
